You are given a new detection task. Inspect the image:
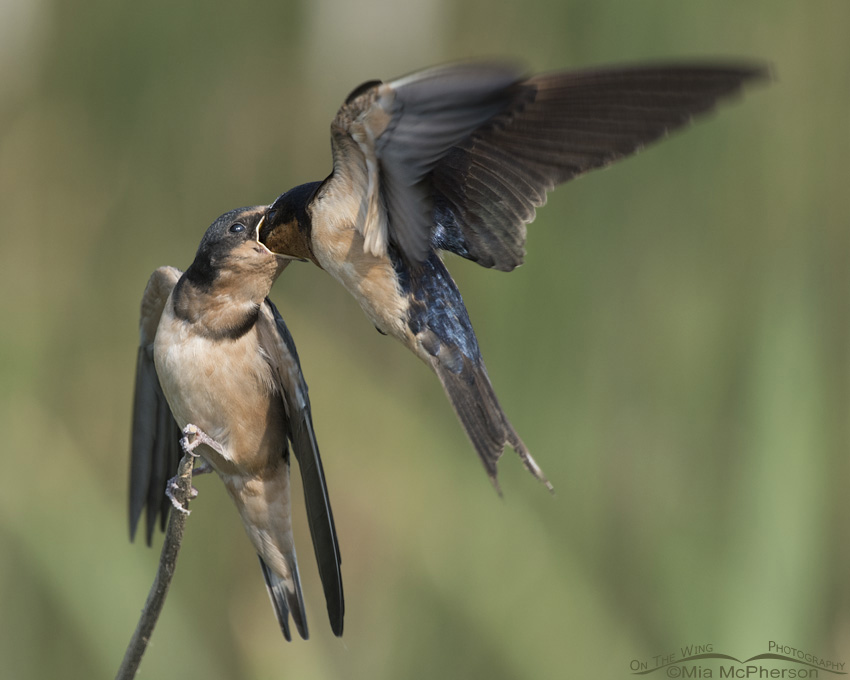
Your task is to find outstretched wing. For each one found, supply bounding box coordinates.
[129,266,182,545]
[257,299,344,637]
[431,63,768,270]
[324,62,523,264]
[323,61,765,269]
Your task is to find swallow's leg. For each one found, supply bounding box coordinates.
[167,424,224,514]
[179,423,225,458]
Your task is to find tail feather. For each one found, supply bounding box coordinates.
[432,354,552,493]
[259,555,308,641]
[402,249,551,492]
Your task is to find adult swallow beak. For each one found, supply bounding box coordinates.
[255,214,282,258]
[259,208,308,262]
[255,214,290,259]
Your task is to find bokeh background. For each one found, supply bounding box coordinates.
[1,1,848,678]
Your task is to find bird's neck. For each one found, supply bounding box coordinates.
[172,269,267,340]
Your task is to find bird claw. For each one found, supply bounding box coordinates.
[179,423,225,457]
[166,425,223,514]
[166,477,192,515]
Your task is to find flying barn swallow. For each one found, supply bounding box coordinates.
[261,61,765,492]
[129,207,343,640]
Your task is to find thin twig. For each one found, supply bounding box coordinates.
[116,451,195,680]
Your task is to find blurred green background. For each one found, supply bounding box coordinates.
[1,1,848,678]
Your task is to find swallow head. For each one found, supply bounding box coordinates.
[261,181,323,266]
[185,205,288,302]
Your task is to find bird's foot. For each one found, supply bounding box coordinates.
[186,431,216,498]
[166,477,192,515]
[179,423,225,457]
[167,425,225,514]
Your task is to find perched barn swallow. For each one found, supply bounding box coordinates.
[261,61,765,492]
[129,207,343,640]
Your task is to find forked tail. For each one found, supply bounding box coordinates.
[403,251,552,492]
[432,353,552,494]
[259,554,308,641]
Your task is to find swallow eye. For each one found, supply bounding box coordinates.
[229,223,246,233]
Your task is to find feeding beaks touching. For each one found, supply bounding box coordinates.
[261,183,323,267]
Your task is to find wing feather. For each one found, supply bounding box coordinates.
[432,63,768,270]
[257,300,344,637]
[129,266,182,545]
[325,61,764,270]
[324,62,523,263]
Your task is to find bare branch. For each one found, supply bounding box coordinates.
[116,450,195,680]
